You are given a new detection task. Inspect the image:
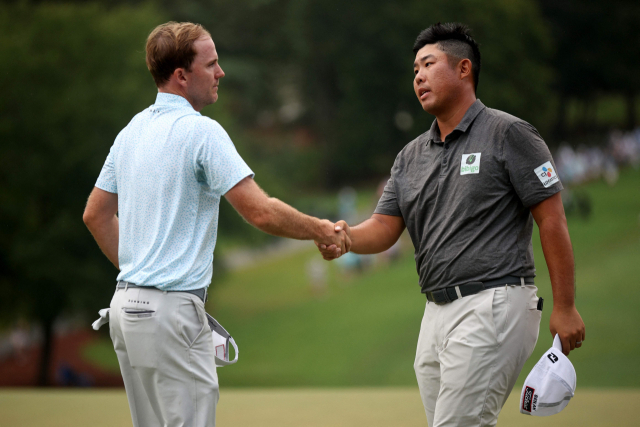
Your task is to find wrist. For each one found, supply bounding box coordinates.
[552,301,576,311]
[312,218,328,241]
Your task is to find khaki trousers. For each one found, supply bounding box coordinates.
[414,285,541,427]
[109,286,219,427]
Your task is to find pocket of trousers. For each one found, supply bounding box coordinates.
[491,287,509,343]
[178,297,207,348]
[123,308,155,318]
[524,289,542,358]
[120,308,158,368]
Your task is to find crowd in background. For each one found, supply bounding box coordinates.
[554,127,640,187]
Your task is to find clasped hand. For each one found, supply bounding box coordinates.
[315,220,351,260]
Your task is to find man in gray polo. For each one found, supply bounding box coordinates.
[83,22,349,427]
[317,22,585,426]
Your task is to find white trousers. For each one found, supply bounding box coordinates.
[109,286,219,427]
[414,285,541,427]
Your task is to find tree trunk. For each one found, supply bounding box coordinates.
[554,94,568,140]
[37,316,55,386]
[625,92,636,130]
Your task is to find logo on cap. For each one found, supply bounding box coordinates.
[548,353,559,364]
[522,386,535,412]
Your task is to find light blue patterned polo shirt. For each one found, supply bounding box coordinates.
[95,93,253,291]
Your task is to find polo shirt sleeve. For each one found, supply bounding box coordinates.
[197,120,254,197]
[95,145,118,194]
[374,165,402,217]
[503,121,563,208]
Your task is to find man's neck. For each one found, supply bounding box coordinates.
[158,86,199,111]
[435,94,477,141]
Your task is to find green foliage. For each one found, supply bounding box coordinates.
[0,2,165,322]
[164,0,554,186]
[540,0,640,134]
[85,168,640,387]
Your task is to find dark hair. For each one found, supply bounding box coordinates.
[413,23,481,92]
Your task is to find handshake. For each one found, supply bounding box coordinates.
[314,220,352,261]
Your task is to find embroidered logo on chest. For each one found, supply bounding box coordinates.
[460,153,481,175]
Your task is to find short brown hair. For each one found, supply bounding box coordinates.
[145,22,211,87]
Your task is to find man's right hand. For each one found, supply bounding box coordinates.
[315,220,351,260]
[315,220,351,257]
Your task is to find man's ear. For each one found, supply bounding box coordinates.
[459,58,472,81]
[173,68,188,87]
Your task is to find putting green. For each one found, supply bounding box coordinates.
[1,387,637,426]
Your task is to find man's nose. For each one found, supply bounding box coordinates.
[217,66,225,79]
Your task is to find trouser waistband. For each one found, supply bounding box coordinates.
[116,281,207,303]
[425,275,534,305]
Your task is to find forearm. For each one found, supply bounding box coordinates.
[86,216,120,269]
[538,216,575,308]
[350,216,402,254]
[254,197,324,240]
[531,193,585,353]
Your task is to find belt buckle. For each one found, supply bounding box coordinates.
[432,289,449,305]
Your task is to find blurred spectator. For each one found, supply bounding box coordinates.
[375,177,403,265]
[57,363,93,387]
[554,126,640,187]
[338,186,358,224]
[306,258,328,298]
[561,190,592,220]
[9,321,30,365]
[337,187,367,274]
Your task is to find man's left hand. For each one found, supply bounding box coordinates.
[549,305,585,356]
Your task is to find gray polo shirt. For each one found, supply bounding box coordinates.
[375,100,563,293]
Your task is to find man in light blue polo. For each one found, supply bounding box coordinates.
[83,22,349,427]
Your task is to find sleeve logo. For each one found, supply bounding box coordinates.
[460,153,481,175]
[534,161,559,188]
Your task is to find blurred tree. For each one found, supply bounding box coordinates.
[288,0,554,184]
[540,0,640,136]
[0,2,164,385]
[162,0,554,186]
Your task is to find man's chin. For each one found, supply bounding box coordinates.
[420,100,440,115]
[421,102,434,114]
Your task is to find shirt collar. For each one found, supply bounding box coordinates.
[427,99,486,144]
[153,92,196,110]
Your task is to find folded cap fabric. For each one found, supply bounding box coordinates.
[520,334,576,416]
[206,313,239,367]
[92,308,110,330]
[92,308,238,367]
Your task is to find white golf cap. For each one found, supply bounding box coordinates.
[206,313,239,367]
[520,334,576,416]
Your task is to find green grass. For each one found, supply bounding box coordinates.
[1,388,639,427]
[84,168,640,387]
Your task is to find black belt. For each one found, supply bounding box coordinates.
[425,275,534,305]
[116,281,207,303]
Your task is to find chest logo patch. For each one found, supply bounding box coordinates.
[534,161,560,188]
[460,153,481,175]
